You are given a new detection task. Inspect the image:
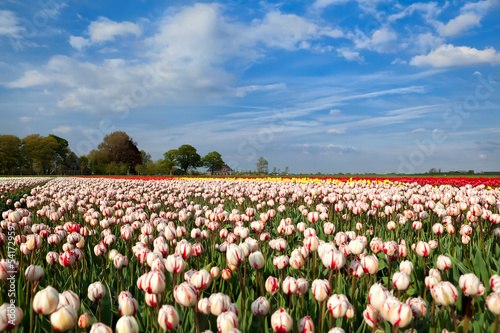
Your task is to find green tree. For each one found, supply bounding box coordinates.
[162,150,179,175]
[202,151,224,175]
[0,135,22,174]
[97,131,142,174]
[256,157,269,174]
[176,145,201,174]
[21,134,59,174]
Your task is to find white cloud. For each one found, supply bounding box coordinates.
[479,153,487,159]
[391,58,407,65]
[438,13,481,37]
[312,0,350,11]
[69,36,91,51]
[337,47,364,62]
[19,116,34,122]
[329,109,341,115]
[69,17,142,50]
[52,125,72,134]
[10,4,344,113]
[88,17,142,43]
[0,10,22,37]
[327,128,346,134]
[410,44,500,67]
[388,2,443,23]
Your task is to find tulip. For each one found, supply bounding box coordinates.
[431,281,458,306]
[486,292,500,315]
[78,313,91,329]
[217,311,239,333]
[251,296,270,316]
[198,298,210,314]
[282,276,298,295]
[50,304,77,332]
[296,278,309,296]
[25,264,44,281]
[88,281,106,302]
[266,276,280,295]
[145,293,159,307]
[399,260,413,276]
[327,294,349,318]
[361,255,379,275]
[174,282,199,307]
[119,297,138,316]
[491,275,500,292]
[348,258,365,278]
[393,271,411,291]
[90,323,113,333]
[209,293,231,316]
[363,304,382,328]
[380,296,401,322]
[369,283,388,311]
[157,305,179,331]
[165,254,186,274]
[388,303,413,328]
[115,316,139,333]
[114,254,128,269]
[33,286,59,314]
[321,249,346,270]
[226,244,245,266]
[58,290,80,311]
[191,269,212,291]
[0,303,23,331]
[221,268,232,280]
[311,279,330,302]
[328,329,345,333]
[406,297,427,318]
[271,308,293,333]
[298,315,315,333]
[249,251,265,269]
[436,255,452,271]
[459,273,485,297]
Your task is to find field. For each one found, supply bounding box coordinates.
[1,176,500,333]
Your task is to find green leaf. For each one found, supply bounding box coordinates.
[100,281,114,327]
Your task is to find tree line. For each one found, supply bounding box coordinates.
[0,131,226,176]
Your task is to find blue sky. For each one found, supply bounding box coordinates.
[1,0,499,174]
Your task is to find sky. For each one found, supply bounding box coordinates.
[0,0,499,174]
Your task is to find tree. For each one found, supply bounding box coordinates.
[202,151,224,175]
[97,131,142,174]
[162,150,179,175]
[21,134,59,174]
[0,135,22,174]
[284,166,290,175]
[175,145,201,174]
[256,157,269,174]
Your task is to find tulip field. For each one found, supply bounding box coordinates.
[1,176,500,333]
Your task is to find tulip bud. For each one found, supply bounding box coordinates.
[327,294,349,318]
[217,311,239,333]
[361,255,379,275]
[369,283,388,311]
[436,255,452,271]
[282,276,297,295]
[174,282,199,307]
[459,273,485,297]
[363,304,382,328]
[431,281,458,306]
[191,269,212,291]
[210,266,220,278]
[221,268,232,280]
[0,303,22,331]
[89,323,112,333]
[33,286,59,314]
[406,297,427,318]
[399,260,413,276]
[266,276,280,295]
[296,278,309,296]
[165,254,186,274]
[490,275,500,292]
[311,279,330,302]
[392,271,411,291]
[25,265,44,281]
[88,281,106,302]
[115,316,139,333]
[249,251,265,270]
[415,241,430,257]
[251,296,270,316]
[226,244,245,266]
[78,313,91,329]
[388,303,413,328]
[119,297,138,316]
[50,305,77,332]
[271,308,293,333]
[486,292,500,315]
[298,315,315,333]
[158,305,180,331]
[58,290,80,312]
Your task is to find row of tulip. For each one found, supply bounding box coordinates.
[0,176,499,332]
